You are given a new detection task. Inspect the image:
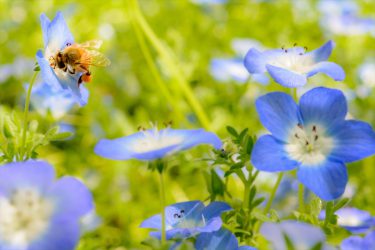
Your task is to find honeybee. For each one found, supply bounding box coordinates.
[49,40,110,85]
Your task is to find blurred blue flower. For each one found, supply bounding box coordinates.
[356,61,375,98]
[244,41,345,88]
[0,57,34,83]
[140,201,231,240]
[210,58,250,83]
[231,38,264,57]
[318,0,375,36]
[260,221,333,250]
[36,11,89,106]
[319,207,375,234]
[0,160,94,250]
[251,87,375,200]
[30,81,79,120]
[341,231,375,250]
[95,127,222,161]
[196,228,256,250]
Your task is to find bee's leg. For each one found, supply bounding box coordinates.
[68,65,75,74]
[78,75,83,86]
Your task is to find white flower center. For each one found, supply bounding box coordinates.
[132,128,185,154]
[0,188,54,248]
[170,209,205,230]
[268,48,314,74]
[285,123,334,166]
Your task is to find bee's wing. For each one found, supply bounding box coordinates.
[82,50,111,67]
[79,40,103,50]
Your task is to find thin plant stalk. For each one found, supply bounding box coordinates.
[21,71,38,160]
[263,172,284,214]
[159,171,167,245]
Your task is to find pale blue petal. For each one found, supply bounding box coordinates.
[196,217,222,233]
[48,177,94,219]
[36,50,64,91]
[251,73,269,85]
[29,219,80,250]
[341,236,366,250]
[195,228,238,250]
[297,160,348,201]
[251,135,300,172]
[261,221,326,250]
[40,13,51,47]
[299,87,347,128]
[255,92,301,140]
[266,64,307,87]
[329,120,375,163]
[306,62,345,81]
[43,11,74,51]
[0,160,55,196]
[202,201,231,221]
[244,49,284,74]
[307,40,334,62]
[169,129,222,150]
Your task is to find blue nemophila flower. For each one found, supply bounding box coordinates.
[260,221,333,250]
[196,228,256,250]
[319,207,375,234]
[0,160,94,250]
[341,231,375,250]
[244,41,345,88]
[95,127,222,161]
[36,12,89,106]
[251,87,375,200]
[357,61,375,98]
[31,81,81,120]
[140,201,230,240]
[210,58,250,83]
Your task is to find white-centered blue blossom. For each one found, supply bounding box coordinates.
[140,201,231,240]
[0,160,94,250]
[251,87,375,200]
[319,207,375,234]
[357,61,375,98]
[36,11,89,106]
[260,221,334,250]
[95,127,222,161]
[210,58,250,83]
[30,81,79,120]
[244,41,345,88]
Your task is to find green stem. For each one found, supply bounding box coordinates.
[243,178,251,209]
[158,171,166,245]
[21,71,38,160]
[131,0,211,130]
[126,4,185,123]
[263,172,284,214]
[298,183,305,213]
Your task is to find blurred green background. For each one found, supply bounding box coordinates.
[1,0,375,249]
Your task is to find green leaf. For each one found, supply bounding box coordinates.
[309,242,323,250]
[333,198,350,212]
[211,169,225,196]
[45,126,59,138]
[283,233,296,250]
[50,132,73,141]
[226,126,238,137]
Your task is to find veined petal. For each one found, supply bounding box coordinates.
[0,161,55,196]
[202,201,231,221]
[307,40,334,62]
[330,120,375,163]
[255,92,301,141]
[170,129,222,151]
[251,135,300,172]
[266,64,308,87]
[36,50,64,91]
[195,228,238,250]
[42,11,74,52]
[306,62,345,81]
[297,160,348,201]
[48,177,94,219]
[196,217,222,233]
[299,87,347,128]
[244,48,282,74]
